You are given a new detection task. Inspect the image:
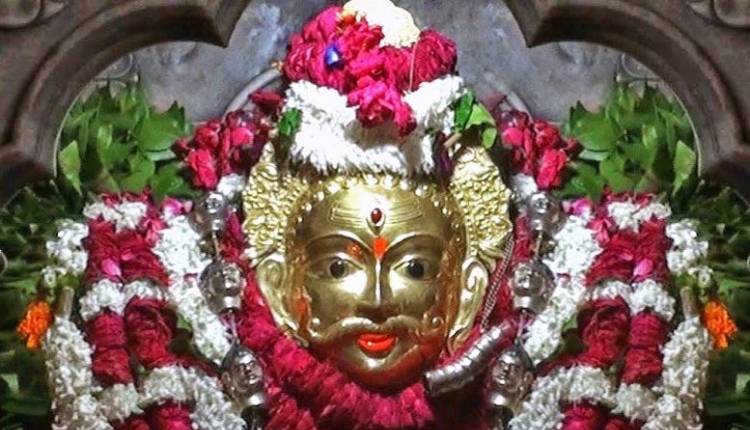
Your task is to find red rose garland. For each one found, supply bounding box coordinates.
[284,6,457,135]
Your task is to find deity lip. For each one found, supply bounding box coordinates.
[356,333,397,355]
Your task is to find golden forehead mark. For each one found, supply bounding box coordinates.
[328,198,422,228]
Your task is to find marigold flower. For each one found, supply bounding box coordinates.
[703,299,738,350]
[17,300,53,349]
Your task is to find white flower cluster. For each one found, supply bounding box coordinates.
[509,366,615,430]
[217,174,247,201]
[523,214,602,363]
[511,174,538,203]
[140,365,246,430]
[42,219,89,287]
[44,318,112,430]
[153,214,231,363]
[591,279,676,321]
[607,200,671,231]
[83,200,148,232]
[78,279,166,322]
[667,219,712,286]
[643,317,712,430]
[343,0,421,48]
[285,76,466,176]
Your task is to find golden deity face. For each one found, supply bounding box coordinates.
[245,145,513,390]
[287,183,464,388]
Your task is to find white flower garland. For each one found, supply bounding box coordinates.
[44,318,111,430]
[607,200,671,231]
[523,214,602,363]
[285,76,466,176]
[509,366,615,430]
[153,214,231,363]
[140,365,246,430]
[217,174,247,201]
[511,174,538,203]
[83,200,149,232]
[667,219,713,287]
[79,279,167,322]
[343,0,421,48]
[590,279,676,321]
[643,317,712,430]
[42,219,89,287]
[98,383,142,423]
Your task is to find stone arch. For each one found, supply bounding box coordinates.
[504,0,750,199]
[0,0,250,204]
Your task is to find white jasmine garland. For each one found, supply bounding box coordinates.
[79,279,127,321]
[343,0,421,48]
[285,76,465,176]
[590,279,676,321]
[43,219,89,287]
[98,383,142,422]
[512,174,538,203]
[523,214,602,363]
[613,383,658,422]
[44,318,111,430]
[607,200,671,231]
[543,214,602,277]
[139,365,246,430]
[79,279,168,322]
[167,278,231,363]
[83,201,149,232]
[666,219,710,276]
[217,174,247,200]
[153,214,211,278]
[510,366,615,430]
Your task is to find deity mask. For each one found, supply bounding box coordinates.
[243,144,513,390]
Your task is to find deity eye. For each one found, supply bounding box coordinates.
[329,258,348,279]
[406,260,425,279]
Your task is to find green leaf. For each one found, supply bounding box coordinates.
[600,155,635,192]
[453,92,475,132]
[58,141,82,194]
[120,155,156,193]
[136,103,185,152]
[673,140,697,194]
[579,149,611,162]
[466,102,495,129]
[278,108,303,148]
[481,127,498,149]
[571,111,618,151]
[0,394,50,416]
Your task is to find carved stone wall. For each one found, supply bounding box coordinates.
[1,0,749,203]
[116,0,622,123]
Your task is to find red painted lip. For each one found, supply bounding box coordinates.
[356,333,397,355]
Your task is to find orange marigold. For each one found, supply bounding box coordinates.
[703,299,738,350]
[17,300,53,349]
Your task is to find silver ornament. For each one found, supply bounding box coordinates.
[200,260,244,314]
[192,192,229,234]
[487,345,534,415]
[510,260,554,315]
[221,343,267,429]
[424,322,509,396]
[526,192,564,236]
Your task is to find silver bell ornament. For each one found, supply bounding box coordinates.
[510,260,554,315]
[200,260,245,314]
[526,192,564,236]
[192,192,230,234]
[221,343,267,430]
[488,345,534,423]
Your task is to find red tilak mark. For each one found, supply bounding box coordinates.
[357,333,397,354]
[372,236,388,260]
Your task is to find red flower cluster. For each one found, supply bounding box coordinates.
[284,6,457,135]
[174,91,281,190]
[498,110,579,189]
[84,218,169,286]
[587,220,671,287]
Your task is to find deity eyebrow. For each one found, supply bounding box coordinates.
[328,198,422,229]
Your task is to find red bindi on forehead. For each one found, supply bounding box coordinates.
[372,236,389,260]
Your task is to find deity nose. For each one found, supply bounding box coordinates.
[357,266,395,323]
